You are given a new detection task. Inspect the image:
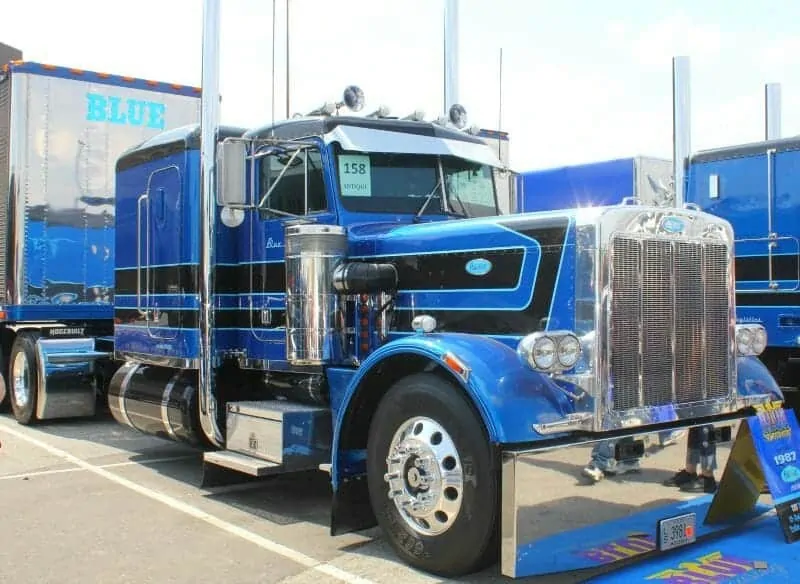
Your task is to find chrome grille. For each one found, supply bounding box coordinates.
[608,235,731,412]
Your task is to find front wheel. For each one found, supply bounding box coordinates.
[366,372,498,577]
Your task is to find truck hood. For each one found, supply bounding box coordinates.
[345,212,578,336]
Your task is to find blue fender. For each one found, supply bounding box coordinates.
[330,332,587,481]
[736,355,784,402]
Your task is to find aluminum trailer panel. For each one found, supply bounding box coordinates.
[517,156,672,213]
[0,61,201,323]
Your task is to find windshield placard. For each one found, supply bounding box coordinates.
[338,154,372,197]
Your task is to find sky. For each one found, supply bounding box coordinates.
[3,0,800,171]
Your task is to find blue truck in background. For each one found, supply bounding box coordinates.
[516,155,673,212]
[685,137,800,405]
[0,60,201,418]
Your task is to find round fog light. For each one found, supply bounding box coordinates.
[736,327,753,355]
[532,336,556,370]
[557,335,581,368]
[752,327,767,355]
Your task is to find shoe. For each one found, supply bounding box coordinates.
[663,469,697,487]
[582,463,605,483]
[680,475,717,494]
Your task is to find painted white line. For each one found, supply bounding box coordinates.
[0,466,84,481]
[0,455,199,481]
[0,422,375,584]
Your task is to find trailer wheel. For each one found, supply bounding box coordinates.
[366,372,498,577]
[0,352,8,412]
[9,332,40,425]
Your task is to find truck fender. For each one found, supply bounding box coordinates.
[736,355,784,402]
[331,332,581,485]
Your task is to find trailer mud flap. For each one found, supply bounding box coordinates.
[35,336,110,420]
[500,421,776,579]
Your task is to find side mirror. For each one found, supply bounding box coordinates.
[217,139,247,207]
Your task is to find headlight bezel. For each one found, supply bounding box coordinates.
[735,323,767,356]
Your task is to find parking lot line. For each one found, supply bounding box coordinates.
[0,420,376,584]
[0,466,84,481]
[0,454,198,481]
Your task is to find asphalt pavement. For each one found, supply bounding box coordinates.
[0,413,577,584]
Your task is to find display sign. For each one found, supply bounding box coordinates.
[338,154,372,197]
[748,402,800,504]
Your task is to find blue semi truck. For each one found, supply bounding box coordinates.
[685,139,800,406]
[0,17,785,580]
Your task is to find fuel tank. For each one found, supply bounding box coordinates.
[108,362,204,446]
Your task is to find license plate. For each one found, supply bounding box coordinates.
[657,512,697,551]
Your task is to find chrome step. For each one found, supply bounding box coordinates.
[203,450,283,477]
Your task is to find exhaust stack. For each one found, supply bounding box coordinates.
[765,82,782,140]
[199,0,224,447]
[672,56,691,208]
[444,0,459,113]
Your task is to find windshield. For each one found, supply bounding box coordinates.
[334,146,499,218]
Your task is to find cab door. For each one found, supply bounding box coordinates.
[137,165,183,340]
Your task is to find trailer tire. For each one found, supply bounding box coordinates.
[8,332,40,425]
[366,372,498,577]
[0,352,8,412]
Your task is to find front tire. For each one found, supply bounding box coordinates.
[366,372,498,577]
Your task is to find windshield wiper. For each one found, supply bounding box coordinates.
[412,179,443,223]
[447,188,470,218]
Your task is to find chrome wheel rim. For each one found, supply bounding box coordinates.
[383,416,464,536]
[12,350,30,409]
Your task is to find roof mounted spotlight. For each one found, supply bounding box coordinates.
[448,103,468,129]
[366,105,391,118]
[306,85,365,117]
[466,125,481,135]
[339,85,365,113]
[402,110,426,121]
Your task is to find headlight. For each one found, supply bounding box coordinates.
[735,323,767,356]
[557,335,581,368]
[518,331,582,373]
[531,336,556,369]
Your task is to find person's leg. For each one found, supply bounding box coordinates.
[663,426,702,486]
[680,425,718,493]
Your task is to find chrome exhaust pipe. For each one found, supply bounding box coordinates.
[672,56,691,208]
[199,0,224,448]
[444,0,459,113]
[765,82,782,140]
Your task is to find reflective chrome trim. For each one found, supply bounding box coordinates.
[161,370,182,440]
[198,0,224,448]
[532,412,593,435]
[114,350,199,370]
[116,362,138,429]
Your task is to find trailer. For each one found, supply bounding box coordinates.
[0,14,790,581]
[0,60,201,416]
[516,155,673,212]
